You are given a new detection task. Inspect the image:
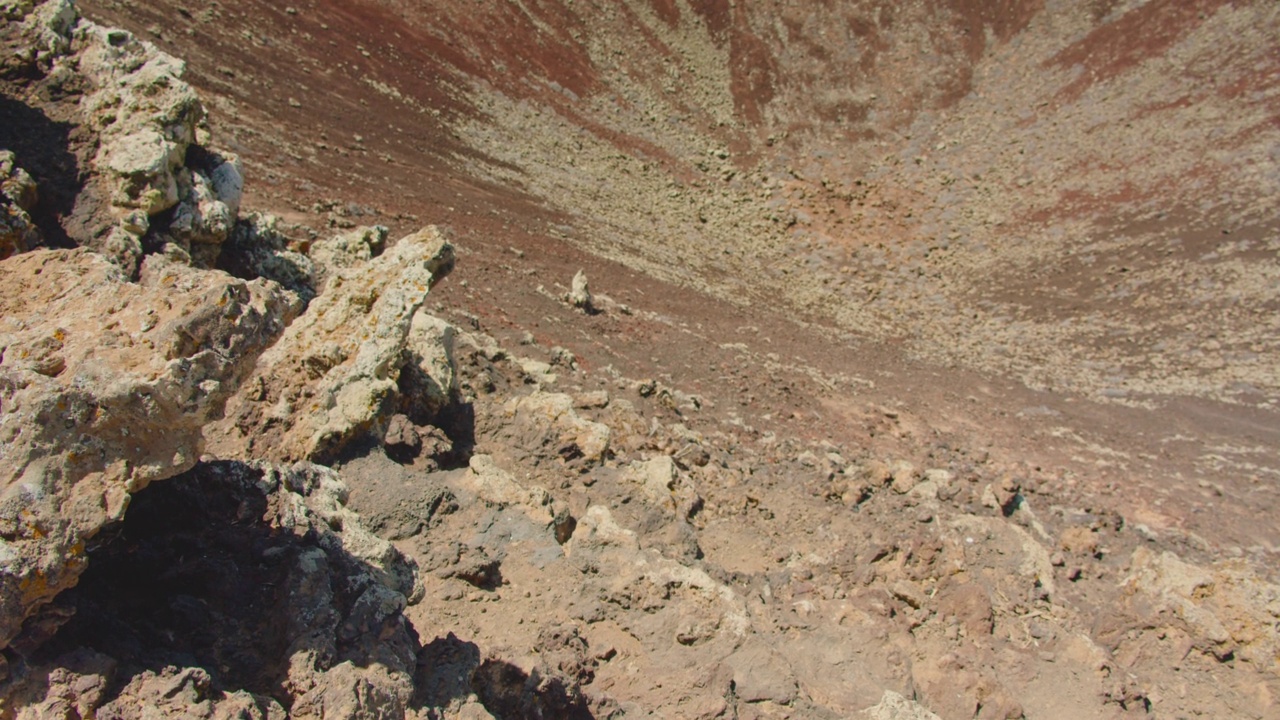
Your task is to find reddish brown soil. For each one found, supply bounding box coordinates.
[78,0,1280,568]
[63,1,1280,716]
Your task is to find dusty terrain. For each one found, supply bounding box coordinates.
[1,0,1278,718]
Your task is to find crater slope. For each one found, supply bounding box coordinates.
[78,0,1280,568]
[4,1,1279,719]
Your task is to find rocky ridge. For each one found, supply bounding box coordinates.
[0,2,1277,720]
[0,2,443,714]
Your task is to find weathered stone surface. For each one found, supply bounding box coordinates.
[862,690,942,720]
[726,640,798,704]
[622,455,701,522]
[290,661,411,720]
[462,454,567,532]
[12,0,75,65]
[495,391,611,464]
[400,310,458,423]
[168,155,242,267]
[888,459,918,494]
[309,225,389,274]
[208,226,456,463]
[628,455,678,511]
[0,249,296,650]
[6,0,245,272]
[78,29,200,217]
[0,151,39,260]
[936,581,995,636]
[5,1,1279,718]
[383,413,422,457]
[1121,547,1280,666]
[4,461,422,719]
[220,212,317,302]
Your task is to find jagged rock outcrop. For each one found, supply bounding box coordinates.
[5,461,424,718]
[77,9,242,270]
[2,0,75,67]
[0,248,296,653]
[208,225,457,464]
[3,0,243,273]
[1,8,466,710]
[4,0,1278,717]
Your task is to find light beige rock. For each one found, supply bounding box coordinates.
[623,455,701,518]
[0,249,296,650]
[498,392,611,464]
[569,268,592,310]
[517,356,557,385]
[78,29,201,215]
[402,311,458,421]
[290,661,411,720]
[19,0,75,61]
[462,455,563,530]
[566,505,750,636]
[1122,547,1280,666]
[168,164,238,266]
[208,226,455,462]
[889,459,918,494]
[631,455,676,508]
[16,0,243,271]
[950,514,1056,599]
[0,152,37,212]
[309,225,389,272]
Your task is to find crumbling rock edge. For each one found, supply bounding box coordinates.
[5,460,424,718]
[1,1,1278,719]
[0,2,465,714]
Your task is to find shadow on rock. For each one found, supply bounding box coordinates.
[8,461,427,716]
[416,634,598,720]
[0,95,84,249]
[471,658,596,720]
[3,460,606,718]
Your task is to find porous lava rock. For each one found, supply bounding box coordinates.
[207,225,457,464]
[2,0,244,273]
[4,461,424,718]
[0,248,296,653]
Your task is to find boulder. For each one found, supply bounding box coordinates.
[491,391,611,465]
[0,249,297,651]
[1120,547,1280,665]
[726,640,798,704]
[208,226,456,463]
[568,269,592,311]
[4,461,423,718]
[10,0,245,272]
